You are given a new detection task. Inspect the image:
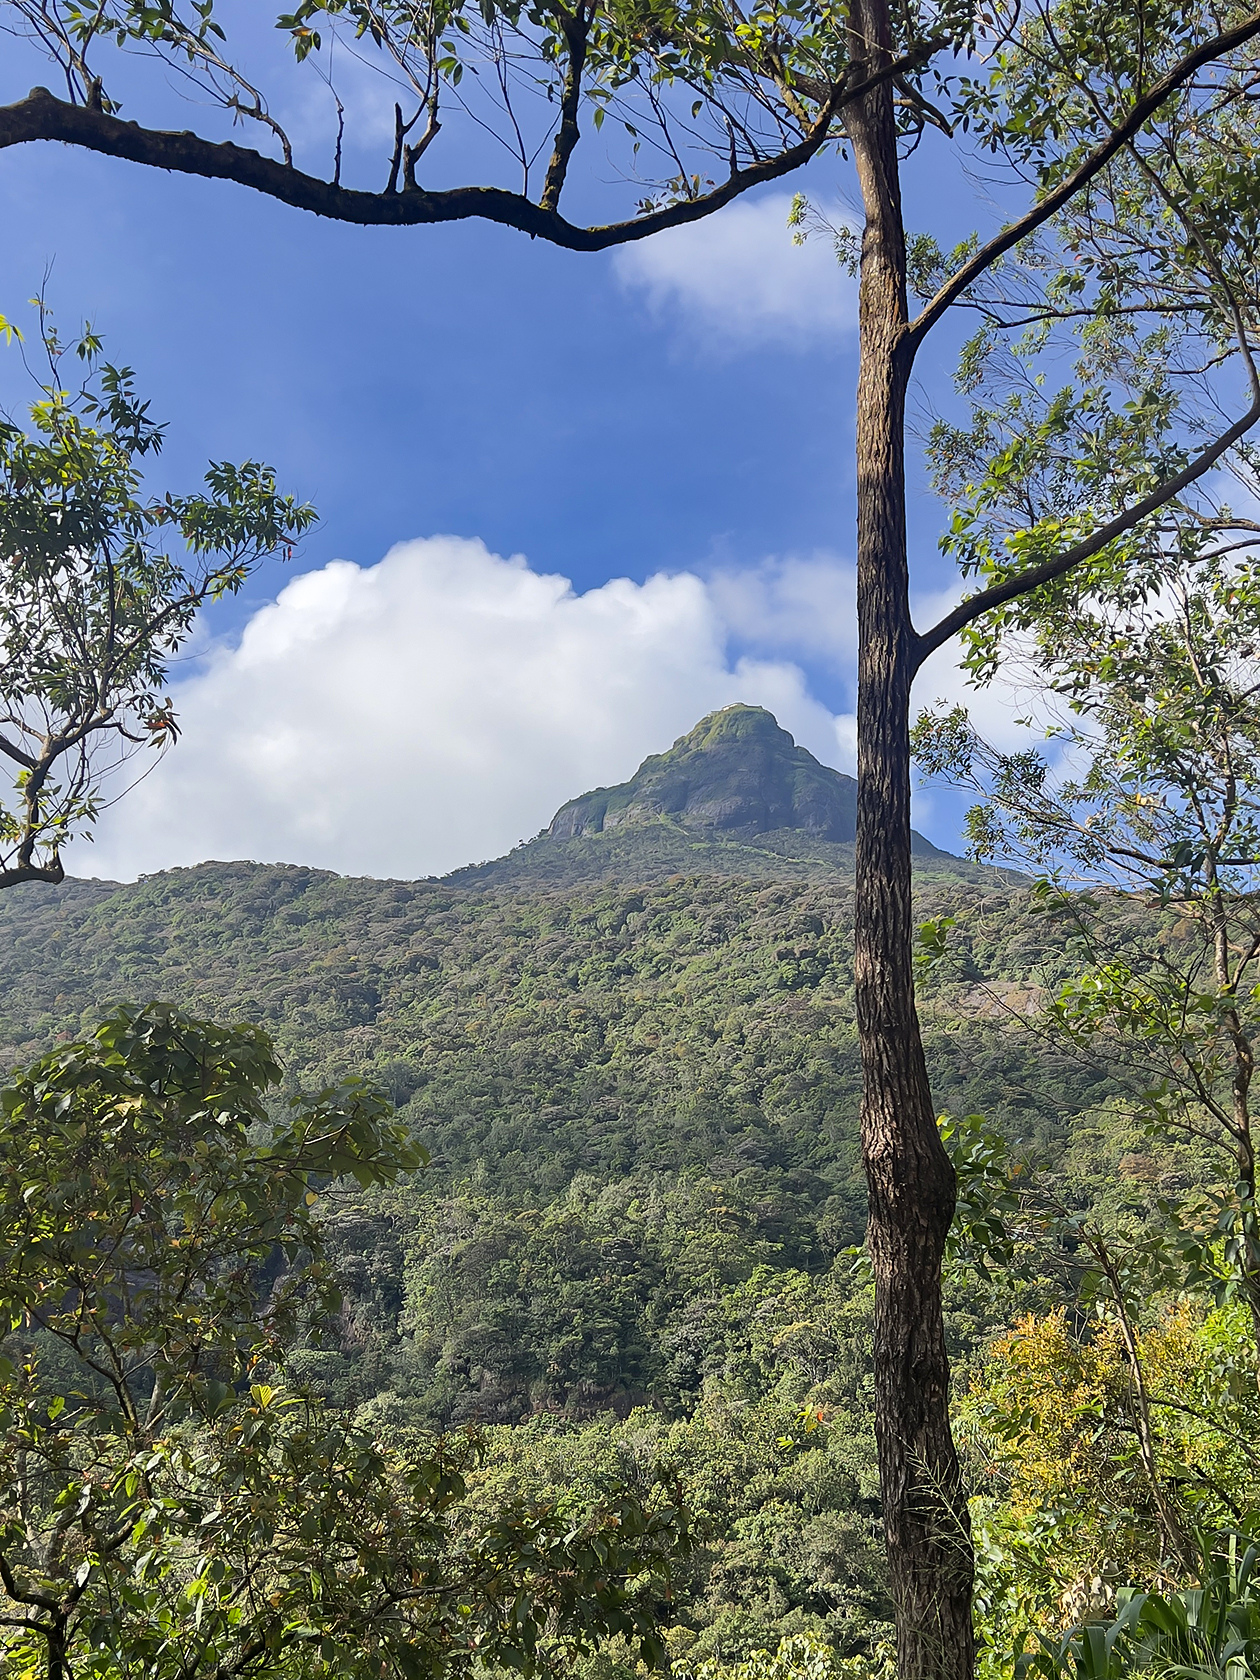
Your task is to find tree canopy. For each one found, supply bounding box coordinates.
[0,1003,693,1680]
[11,0,1260,1670]
[0,307,314,889]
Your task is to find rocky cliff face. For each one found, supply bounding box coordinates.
[548,706,860,843]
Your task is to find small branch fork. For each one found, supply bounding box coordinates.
[540,2,593,212]
[912,379,1260,666]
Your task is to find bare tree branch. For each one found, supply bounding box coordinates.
[0,49,930,252]
[539,4,590,212]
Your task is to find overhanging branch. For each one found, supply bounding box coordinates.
[0,50,926,252]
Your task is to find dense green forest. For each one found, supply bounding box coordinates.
[1,699,1252,1680]
[0,857,1096,1193]
[0,850,1177,1670]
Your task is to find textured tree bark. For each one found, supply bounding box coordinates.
[848,0,975,1675]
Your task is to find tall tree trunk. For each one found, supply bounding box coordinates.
[1209,888,1260,1381]
[847,1,975,1675]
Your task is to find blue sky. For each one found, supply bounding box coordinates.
[0,28,1023,880]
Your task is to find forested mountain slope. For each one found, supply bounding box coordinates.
[0,852,1151,1662]
[0,707,1024,1199]
[0,860,1102,1210]
[0,709,1175,1666]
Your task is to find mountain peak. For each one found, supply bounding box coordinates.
[548,704,859,843]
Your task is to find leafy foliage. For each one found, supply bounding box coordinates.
[1019,1530,1260,1680]
[0,1004,691,1680]
[0,860,1122,1413]
[965,1305,1260,1601]
[0,305,314,889]
[679,1631,894,1680]
[460,1398,892,1666]
[0,853,1096,1671]
[3,833,1249,1673]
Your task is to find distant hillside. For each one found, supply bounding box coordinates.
[0,715,1166,1645]
[0,860,1106,1206]
[0,708,1032,1210]
[449,705,977,889]
[0,846,1121,1442]
[446,822,993,890]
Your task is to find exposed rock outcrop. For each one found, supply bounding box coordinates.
[548,705,858,842]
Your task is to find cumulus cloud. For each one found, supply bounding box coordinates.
[707,554,858,667]
[612,192,857,347]
[708,553,1034,746]
[900,583,1054,839]
[67,537,1046,883]
[76,537,849,882]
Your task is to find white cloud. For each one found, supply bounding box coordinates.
[68,539,1047,883]
[902,583,1056,840]
[708,553,857,667]
[613,192,857,347]
[909,584,1039,751]
[709,552,1037,758]
[76,537,849,882]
